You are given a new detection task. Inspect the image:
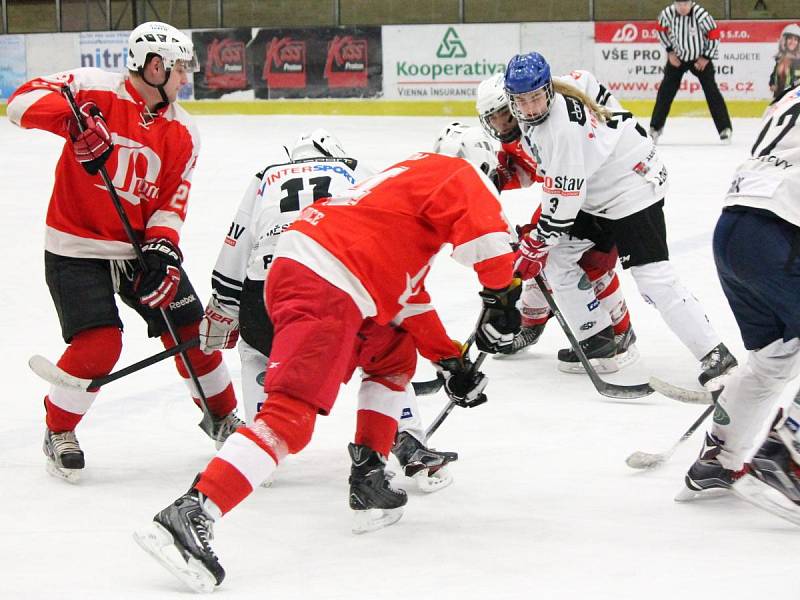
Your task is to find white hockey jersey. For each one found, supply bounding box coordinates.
[554,70,624,113]
[724,88,800,227]
[521,85,667,244]
[211,156,371,315]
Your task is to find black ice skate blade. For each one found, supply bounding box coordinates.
[133,522,218,593]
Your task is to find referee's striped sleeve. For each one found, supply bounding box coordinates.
[657,7,673,51]
[696,7,720,59]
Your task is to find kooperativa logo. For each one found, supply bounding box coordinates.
[436,28,467,59]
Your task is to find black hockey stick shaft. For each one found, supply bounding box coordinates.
[62,86,215,435]
[92,338,200,388]
[533,274,653,399]
[425,351,487,440]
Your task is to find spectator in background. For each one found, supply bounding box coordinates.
[650,0,732,144]
[769,24,800,101]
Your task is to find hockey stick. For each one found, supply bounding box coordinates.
[625,404,715,469]
[412,374,445,396]
[29,338,200,391]
[533,275,654,399]
[62,86,215,437]
[425,352,487,441]
[648,376,720,405]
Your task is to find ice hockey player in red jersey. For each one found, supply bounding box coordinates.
[505,51,737,388]
[199,128,459,492]
[134,151,521,593]
[7,21,242,483]
[473,71,637,373]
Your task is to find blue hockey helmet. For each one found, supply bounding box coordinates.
[504,52,554,127]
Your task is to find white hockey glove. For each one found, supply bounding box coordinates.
[198,297,240,354]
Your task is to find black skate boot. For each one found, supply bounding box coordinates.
[748,433,800,504]
[349,442,407,534]
[208,410,245,450]
[498,322,546,355]
[391,431,458,493]
[134,488,225,593]
[676,432,744,501]
[43,428,85,483]
[698,343,738,389]
[613,324,639,369]
[557,325,617,374]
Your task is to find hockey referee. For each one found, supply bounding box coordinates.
[649,0,732,143]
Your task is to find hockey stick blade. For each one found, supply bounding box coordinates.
[412,375,445,395]
[596,380,654,400]
[28,338,199,391]
[29,355,93,390]
[649,376,722,404]
[626,404,714,470]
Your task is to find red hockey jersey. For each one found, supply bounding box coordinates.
[274,153,515,340]
[7,67,199,259]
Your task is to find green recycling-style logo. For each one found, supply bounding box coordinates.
[436,27,467,59]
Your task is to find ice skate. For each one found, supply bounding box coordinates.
[209,410,244,450]
[557,325,618,374]
[391,431,458,493]
[748,433,800,504]
[675,433,742,501]
[698,343,738,390]
[497,322,546,356]
[43,428,84,483]
[613,324,639,370]
[134,488,225,594]
[348,443,407,534]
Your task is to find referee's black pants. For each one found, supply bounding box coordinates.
[650,59,732,134]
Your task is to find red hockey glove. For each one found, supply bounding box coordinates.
[435,355,488,408]
[199,297,240,353]
[135,239,182,309]
[514,236,550,281]
[494,150,518,191]
[68,102,113,175]
[475,279,522,354]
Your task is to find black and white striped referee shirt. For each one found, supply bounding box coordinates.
[656,2,720,62]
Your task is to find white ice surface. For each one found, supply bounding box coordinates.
[2,113,799,600]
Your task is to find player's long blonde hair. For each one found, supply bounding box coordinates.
[552,80,613,123]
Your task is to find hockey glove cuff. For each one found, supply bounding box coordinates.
[436,356,488,408]
[135,238,183,309]
[199,297,240,354]
[475,279,522,354]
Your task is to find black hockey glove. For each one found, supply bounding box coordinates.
[134,238,182,309]
[436,356,488,408]
[475,279,522,354]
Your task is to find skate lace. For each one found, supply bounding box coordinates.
[215,412,244,442]
[701,347,721,369]
[51,430,80,455]
[190,511,218,557]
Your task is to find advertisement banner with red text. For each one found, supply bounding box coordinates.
[594,20,798,100]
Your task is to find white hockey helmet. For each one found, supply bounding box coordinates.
[476,73,521,144]
[433,121,499,180]
[290,129,347,161]
[780,23,800,51]
[128,21,198,73]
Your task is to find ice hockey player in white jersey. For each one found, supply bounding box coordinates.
[198,129,458,492]
[475,73,638,373]
[505,51,737,388]
[677,86,800,517]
